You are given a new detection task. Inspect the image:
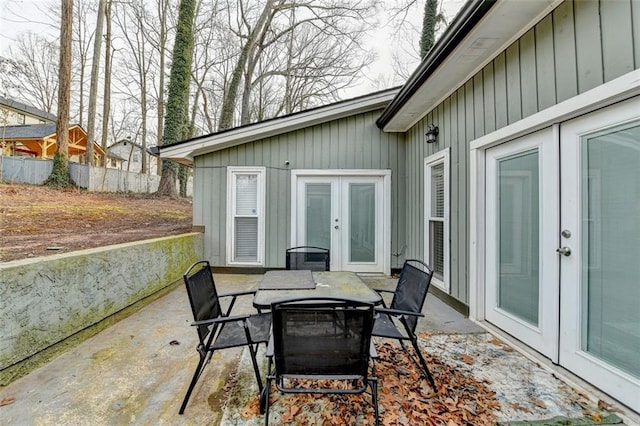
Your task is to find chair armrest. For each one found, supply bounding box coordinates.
[219,289,257,299]
[372,288,395,295]
[191,314,251,327]
[375,307,425,318]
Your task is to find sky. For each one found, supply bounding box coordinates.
[0,0,466,99]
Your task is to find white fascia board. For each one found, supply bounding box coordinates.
[383,0,562,133]
[159,89,399,165]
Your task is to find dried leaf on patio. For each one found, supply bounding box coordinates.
[460,354,475,365]
[531,398,547,409]
[240,341,499,425]
[510,402,531,413]
[0,396,16,407]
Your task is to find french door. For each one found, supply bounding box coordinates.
[485,128,560,360]
[292,171,390,273]
[484,98,640,410]
[558,98,640,411]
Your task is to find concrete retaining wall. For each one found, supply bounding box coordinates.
[0,233,203,380]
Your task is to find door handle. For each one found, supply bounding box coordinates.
[556,246,571,257]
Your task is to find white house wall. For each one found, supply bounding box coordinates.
[193,109,406,269]
[402,0,640,305]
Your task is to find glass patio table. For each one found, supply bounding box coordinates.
[253,270,382,309]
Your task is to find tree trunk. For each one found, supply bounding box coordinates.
[156,0,168,176]
[420,0,438,58]
[85,0,106,166]
[100,0,112,167]
[156,0,196,197]
[46,0,73,188]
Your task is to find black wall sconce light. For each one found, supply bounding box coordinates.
[425,124,439,143]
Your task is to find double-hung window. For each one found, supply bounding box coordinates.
[424,149,449,291]
[227,167,265,265]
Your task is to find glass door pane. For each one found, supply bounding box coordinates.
[581,123,640,378]
[349,183,376,262]
[497,150,540,326]
[305,183,331,249]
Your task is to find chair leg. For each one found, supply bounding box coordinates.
[409,337,437,392]
[179,354,207,414]
[370,378,379,426]
[248,343,263,392]
[263,378,272,426]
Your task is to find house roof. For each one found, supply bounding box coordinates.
[0,123,105,157]
[153,87,400,166]
[377,0,562,132]
[0,96,57,123]
[109,139,144,150]
[1,123,58,139]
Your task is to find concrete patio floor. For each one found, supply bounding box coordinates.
[0,274,636,425]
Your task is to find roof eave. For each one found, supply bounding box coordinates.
[376,0,496,130]
[377,0,562,132]
[154,88,399,165]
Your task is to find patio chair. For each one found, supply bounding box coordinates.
[371,259,437,392]
[179,260,271,414]
[285,246,330,271]
[260,297,379,426]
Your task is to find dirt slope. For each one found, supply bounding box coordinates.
[0,183,193,262]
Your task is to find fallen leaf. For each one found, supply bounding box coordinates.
[0,396,16,407]
[510,402,531,413]
[460,354,474,365]
[531,398,547,409]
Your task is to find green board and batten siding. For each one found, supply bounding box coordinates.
[193,109,406,269]
[403,0,640,304]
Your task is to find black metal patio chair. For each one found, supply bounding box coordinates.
[179,260,271,414]
[260,297,379,426]
[371,259,437,392]
[285,246,330,271]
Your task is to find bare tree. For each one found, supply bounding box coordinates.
[46,0,73,188]
[217,0,377,130]
[1,34,59,113]
[100,0,113,166]
[71,0,97,127]
[85,0,106,165]
[149,0,173,175]
[113,1,157,174]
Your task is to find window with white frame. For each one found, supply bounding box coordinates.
[424,149,449,291]
[227,167,265,265]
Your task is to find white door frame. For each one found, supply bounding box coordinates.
[290,169,391,274]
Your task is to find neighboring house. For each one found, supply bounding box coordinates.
[0,123,105,164]
[156,0,639,413]
[107,139,159,175]
[0,96,56,126]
